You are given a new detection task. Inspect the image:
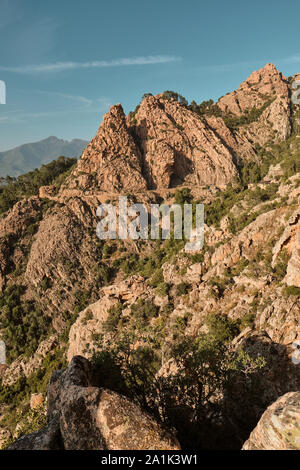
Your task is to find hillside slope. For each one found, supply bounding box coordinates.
[0,63,299,450]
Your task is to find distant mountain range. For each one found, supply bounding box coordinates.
[0,136,88,177]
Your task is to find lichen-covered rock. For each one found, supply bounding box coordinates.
[9,356,180,450]
[242,392,300,450]
[8,417,62,450]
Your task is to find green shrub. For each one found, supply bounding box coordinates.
[130,299,159,324]
[284,285,300,297]
[149,268,164,287]
[239,313,255,329]
[0,347,66,406]
[176,282,192,296]
[73,289,91,314]
[0,156,76,214]
[174,187,192,205]
[103,303,124,333]
[0,285,52,362]
[206,313,239,342]
[162,90,188,106]
[223,99,275,132]
[155,282,170,297]
[102,243,117,259]
[272,249,290,281]
[92,324,266,450]
[38,276,51,291]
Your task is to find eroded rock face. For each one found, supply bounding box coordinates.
[0,196,42,239]
[218,63,291,137]
[9,356,180,450]
[272,207,300,288]
[67,275,154,361]
[60,104,147,196]
[132,94,239,188]
[1,335,58,386]
[218,64,288,116]
[242,392,300,450]
[59,64,290,197]
[0,197,43,291]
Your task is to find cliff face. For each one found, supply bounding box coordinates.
[60,63,291,194]
[220,64,291,162]
[61,104,147,196]
[131,94,239,188]
[0,63,299,450]
[219,63,289,118]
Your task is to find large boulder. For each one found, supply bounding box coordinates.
[9,356,180,451]
[243,392,300,450]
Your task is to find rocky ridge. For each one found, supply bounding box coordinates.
[59,63,291,195]
[0,63,299,450]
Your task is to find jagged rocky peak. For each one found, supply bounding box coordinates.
[216,62,292,152]
[218,63,290,115]
[131,93,239,188]
[61,103,147,195]
[60,63,292,196]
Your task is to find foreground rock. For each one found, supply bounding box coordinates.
[242,392,300,450]
[8,356,180,450]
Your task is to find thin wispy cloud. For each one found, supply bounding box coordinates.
[282,55,300,64]
[0,55,181,74]
[37,90,94,107]
[0,94,112,124]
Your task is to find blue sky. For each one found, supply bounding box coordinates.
[0,0,300,151]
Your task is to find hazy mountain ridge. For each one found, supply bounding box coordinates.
[0,136,88,178]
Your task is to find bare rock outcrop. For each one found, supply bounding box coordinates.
[57,64,291,197]
[9,356,180,450]
[272,207,300,287]
[242,392,300,450]
[0,196,42,239]
[1,334,58,386]
[132,94,239,188]
[60,104,147,196]
[219,64,288,116]
[0,196,43,291]
[219,63,291,138]
[67,275,152,361]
